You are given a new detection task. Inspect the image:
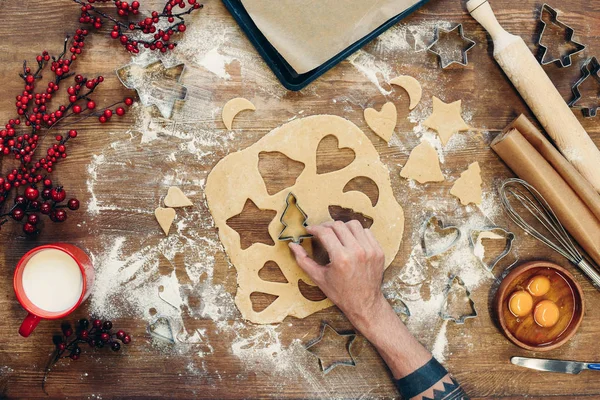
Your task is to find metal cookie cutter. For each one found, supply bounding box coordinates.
[536,4,585,67]
[421,215,462,258]
[278,192,313,244]
[427,24,476,69]
[305,321,357,374]
[569,57,600,118]
[440,275,478,324]
[468,227,516,272]
[116,60,188,119]
[148,316,175,344]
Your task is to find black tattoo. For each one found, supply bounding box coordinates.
[422,376,469,400]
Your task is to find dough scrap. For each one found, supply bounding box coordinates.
[423,97,470,146]
[400,141,445,183]
[164,186,193,208]
[450,162,482,205]
[155,207,176,235]
[205,115,404,324]
[222,97,255,131]
[390,75,422,110]
[364,102,397,142]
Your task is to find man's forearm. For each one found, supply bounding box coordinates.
[351,297,468,400]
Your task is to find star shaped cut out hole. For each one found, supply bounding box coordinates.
[226,199,277,250]
[305,322,357,374]
[427,25,476,69]
[116,60,187,119]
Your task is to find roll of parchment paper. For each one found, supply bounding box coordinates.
[491,128,600,268]
[504,115,600,222]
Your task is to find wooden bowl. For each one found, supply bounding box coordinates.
[495,260,584,351]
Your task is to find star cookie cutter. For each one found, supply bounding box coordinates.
[116,60,188,119]
[536,4,586,67]
[305,321,357,374]
[468,227,516,272]
[427,24,476,69]
[568,57,600,118]
[278,192,313,244]
[440,275,478,324]
[421,215,462,258]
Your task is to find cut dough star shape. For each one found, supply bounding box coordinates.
[400,141,444,184]
[423,97,470,146]
[450,162,482,205]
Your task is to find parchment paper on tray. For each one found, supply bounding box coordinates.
[240,0,422,74]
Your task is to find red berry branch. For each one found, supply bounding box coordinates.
[43,318,131,393]
[0,0,202,235]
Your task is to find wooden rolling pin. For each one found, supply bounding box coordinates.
[467,0,600,193]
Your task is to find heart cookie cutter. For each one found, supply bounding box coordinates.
[148,316,176,344]
[278,192,313,244]
[305,321,357,374]
[421,215,462,258]
[440,275,478,324]
[427,24,476,69]
[468,227,516,272]
[568,57,600,118]
[536,3,586,68]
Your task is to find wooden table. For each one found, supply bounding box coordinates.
[1,0,599,398]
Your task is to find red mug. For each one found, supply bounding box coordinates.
[14,243,94,337]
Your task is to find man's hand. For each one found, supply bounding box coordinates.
[288,220,388,332]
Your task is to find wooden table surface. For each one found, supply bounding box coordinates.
[1,0,599,398]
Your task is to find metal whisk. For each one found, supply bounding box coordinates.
[499,178,600,288]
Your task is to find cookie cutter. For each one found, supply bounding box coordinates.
[421,215,462,258]
[116,60,188,119]
[440,275,478,324]
[278,192,313,244]
[427,24,476,69]
[305,321,357,374]
[536,4,586,67]
[468,227,516,272]
[148,316,175,344]
[568,57,600,118]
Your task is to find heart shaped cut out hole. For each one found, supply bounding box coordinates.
[421,216,461,258]
[316,135,355,175]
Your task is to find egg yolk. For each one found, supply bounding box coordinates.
[508,290,533,317]
[527,275,551,297]
[534,300,560,328]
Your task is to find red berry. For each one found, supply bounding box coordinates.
[87,100,95,109]
[99,116,106,123]
[93,319,102,329]
[178,24,186,32]
[23,223,36,235]
[102,321,113,331]
[54,209,67,222]
[14,196,26,205]
[42,188,52,200]
[12,208,24,221]
[123,334,131,344]
[79,330,89,340]
[58,343,66,351]
[116,330,126,340]
[51,187,66,202]
[69,129,78,138]
[70,354,79,360]
[124,97,133,106]
[40,202,51,214]
[103,109,113,118]
[116,107,125,116]
[73,105,82,113]
[43,178,52,187]
[25,186,39,201]
[68,198,80,210]
[63,328,73,337]
[100,333,110,342]
[27,214,39,225]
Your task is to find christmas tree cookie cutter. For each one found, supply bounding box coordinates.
[569,57,600,118]
[277,192,313,244]
[468,227,516,272]
[536,4,586,67]
[421,215,462,258]
[427,24,476,69]
[305,321,357,374]
[440,275,478,324]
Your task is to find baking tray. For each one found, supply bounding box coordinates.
[222,0,431,91]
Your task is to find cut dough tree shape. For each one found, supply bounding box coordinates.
[164,186,193,208]
[222,97,256,130]
[400,142,445,183]
[364,102,397,142]
[450,162,482,205]
[155,207,176,235]
[423,97,470,146]
[278,193,311,243]
[205,115,404,324]
[390,75,422,110]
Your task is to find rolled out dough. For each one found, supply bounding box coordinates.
[205,115,404,324]
[400,141,445,184]
[450,162,482,205]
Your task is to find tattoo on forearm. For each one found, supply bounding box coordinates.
[421,376,468,400]
[394,358,468,400]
